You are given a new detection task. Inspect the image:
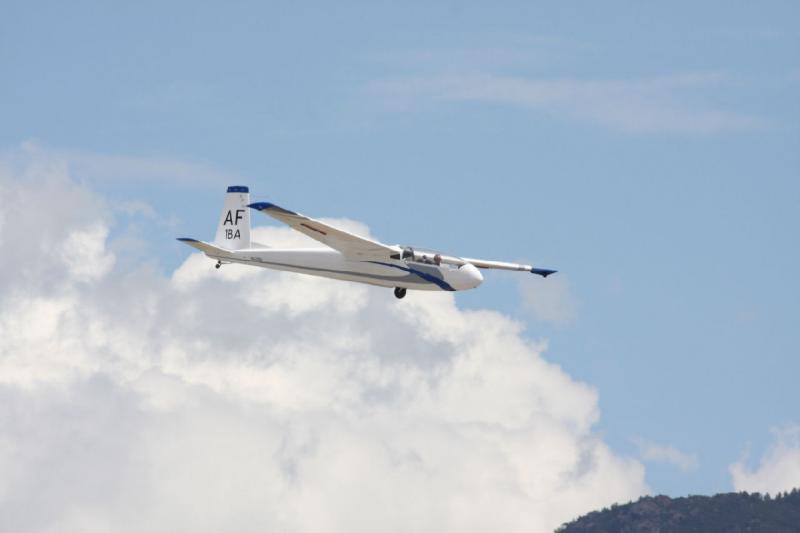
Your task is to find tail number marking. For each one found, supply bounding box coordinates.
[224,209,245,225]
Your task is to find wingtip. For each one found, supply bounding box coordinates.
[531,268,557,278]
[247,202,297,215]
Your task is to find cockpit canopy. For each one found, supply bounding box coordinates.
[398,246,465,267]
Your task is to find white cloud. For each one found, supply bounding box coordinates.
[0,148,647,532]
[518,273,579,327]
[730,424,800,495]
[368,72,766,133]
[633,438,698,473]
[60,223,116,282]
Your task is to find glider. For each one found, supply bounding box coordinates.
[178,186,556,299]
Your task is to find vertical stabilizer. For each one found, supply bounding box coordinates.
[214,186,251,250]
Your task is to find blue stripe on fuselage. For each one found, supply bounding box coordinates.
[368,261,456,291]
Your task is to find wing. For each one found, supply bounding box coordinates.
[462,257,557,278]
[248,202,400,260]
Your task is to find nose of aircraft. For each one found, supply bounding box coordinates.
[456,262,483,290]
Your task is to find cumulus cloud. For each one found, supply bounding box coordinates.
[730,424,800,495]
[0,148,647,532]
[368,72,766,133]
[632,438,698,473]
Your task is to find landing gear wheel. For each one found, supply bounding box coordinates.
[394,287,407,299]
[215,261,222,269]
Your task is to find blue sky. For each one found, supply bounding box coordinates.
[3,0,799,498]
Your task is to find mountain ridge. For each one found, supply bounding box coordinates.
[557,488,800,532]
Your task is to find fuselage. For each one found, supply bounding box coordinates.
[208,248,484,292]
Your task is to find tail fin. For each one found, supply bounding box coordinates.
[214,186,251,250]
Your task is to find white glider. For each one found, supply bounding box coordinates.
[178,186,556,299]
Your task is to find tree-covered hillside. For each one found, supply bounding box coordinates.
[557,489,800,532]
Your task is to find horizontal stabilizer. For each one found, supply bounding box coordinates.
[176,238,232,257]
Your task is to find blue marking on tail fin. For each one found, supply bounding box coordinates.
[227,186,249,193]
